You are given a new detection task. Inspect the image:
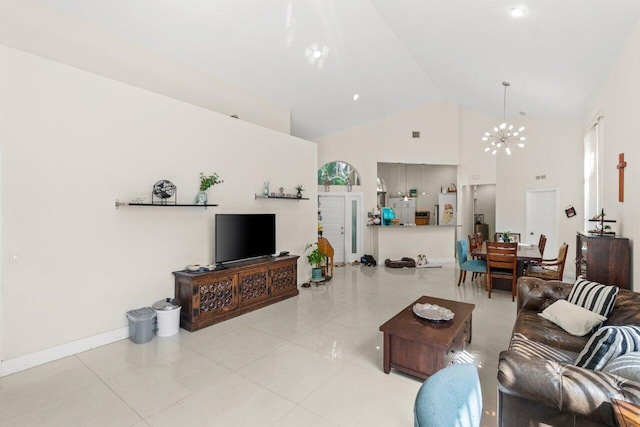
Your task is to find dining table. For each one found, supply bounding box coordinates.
[471,242,543,292]
[471,242,543,262]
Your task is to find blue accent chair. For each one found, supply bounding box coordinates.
[456,240,487,286]
[414,363,482,427]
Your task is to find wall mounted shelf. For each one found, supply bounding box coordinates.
[115,199,218,209]
[254,194,308,201]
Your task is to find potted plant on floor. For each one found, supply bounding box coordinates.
[305,242,325,280]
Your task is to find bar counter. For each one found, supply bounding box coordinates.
[370,225,456,263]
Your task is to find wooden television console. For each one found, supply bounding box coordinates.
[173,255,299,332]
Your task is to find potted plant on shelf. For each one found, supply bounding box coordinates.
[295,185,304,199]
[305,242,325,280]
[197,172,224,205]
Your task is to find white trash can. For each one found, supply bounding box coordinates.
[152,298,181,337]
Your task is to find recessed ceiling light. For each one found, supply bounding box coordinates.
[352,94,360,101]
[510,7,526,17]
[313,50,322,59]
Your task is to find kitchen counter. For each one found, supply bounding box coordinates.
[370,225,456,263]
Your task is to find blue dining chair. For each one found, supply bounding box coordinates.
[456,240,487,286]
[414,363,482,427]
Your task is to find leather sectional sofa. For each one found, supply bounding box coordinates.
[497,277,640,427]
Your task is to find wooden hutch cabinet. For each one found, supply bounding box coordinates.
[575,232,630,289]
[173,255,299,331]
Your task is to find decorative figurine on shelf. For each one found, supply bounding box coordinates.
[197,173,223,205]
[323,172,330,192]
[295,185,304,199]
[279,187,285,197]
[152,179,177,205]
[589,208,616,236]
[346,177,352,192]
[263,181,270,197]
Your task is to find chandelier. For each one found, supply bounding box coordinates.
[483,82,525,155]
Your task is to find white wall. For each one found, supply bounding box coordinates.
[584,19,640,288]
[0,0,290,134]
[319,101,583,264]
[315,100,460,254]
[377,163,457,212]
[458,107,583,259]
[0,44,316,363]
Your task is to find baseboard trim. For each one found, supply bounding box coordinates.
[0,326,129,377]
[430,258,455,264]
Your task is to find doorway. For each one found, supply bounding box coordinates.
[473,185,496,242]
[526,188,559,257]
[318,193,363,263]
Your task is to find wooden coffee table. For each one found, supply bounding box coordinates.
[612,399,640,427]
[379,296,475,380]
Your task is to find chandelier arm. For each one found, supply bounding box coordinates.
[503,84,508,123]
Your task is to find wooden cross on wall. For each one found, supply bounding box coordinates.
[617,153,627,202]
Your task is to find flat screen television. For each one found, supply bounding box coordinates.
[215,214,276,264]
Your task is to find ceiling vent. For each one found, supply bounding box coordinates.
[412,131,420,138]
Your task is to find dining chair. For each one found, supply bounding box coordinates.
[456,240,487,287]
[467,234,481,279]
[538,234,547,257]
[467,234,478,252]
[475,232,484,244]
[486,241,518,301]
[494,232,521,243]
[414,363,482,427]
[525,243,569,281]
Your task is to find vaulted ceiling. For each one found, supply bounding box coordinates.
[40,0,640,139]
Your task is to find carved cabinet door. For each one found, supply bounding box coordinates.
[238,267,270,307]
[194,273,238,321]
[270,262,297,296]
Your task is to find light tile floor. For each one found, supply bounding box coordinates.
[0,263,516,426]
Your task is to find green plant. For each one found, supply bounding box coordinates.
[304,242,325,268]
[295,185,304,193]
[199,173,224,191]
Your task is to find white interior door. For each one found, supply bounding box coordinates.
[526,189,559,257]
[319,196,345,262]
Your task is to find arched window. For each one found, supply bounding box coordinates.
[318,161,361,186]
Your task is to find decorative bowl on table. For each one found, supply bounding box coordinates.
[186,264,201,272]
[413,303,455,321]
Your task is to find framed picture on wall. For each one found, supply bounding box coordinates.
[565,206,576,218]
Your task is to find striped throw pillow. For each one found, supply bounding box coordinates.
[575,326,640,370]
[568,276,618,317]
[602,352,640,381]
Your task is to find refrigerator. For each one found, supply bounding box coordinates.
[388,197,416,225]
[438,193,457,226]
